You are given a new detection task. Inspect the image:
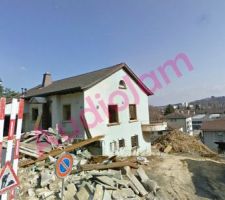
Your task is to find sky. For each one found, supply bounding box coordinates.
[0,0,225,106]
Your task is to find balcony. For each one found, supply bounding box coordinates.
[141,122,168,132]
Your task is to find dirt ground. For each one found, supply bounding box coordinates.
[144,153,225,200]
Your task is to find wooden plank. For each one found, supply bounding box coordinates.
[78,161,138,172]
[124,166,148,197]
[19,135,104,167]
[80,115,92,139]
[19,149,39,158]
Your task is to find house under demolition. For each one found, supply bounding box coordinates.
[21,63,153,156]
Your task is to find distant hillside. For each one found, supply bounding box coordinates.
[191,96,225,114]
[191,96,225,105]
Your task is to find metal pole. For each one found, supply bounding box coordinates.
[61,179,64,200]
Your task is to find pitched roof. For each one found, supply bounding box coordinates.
[166,112,190,119]
[201,119,225,132]
[25,63,153,98]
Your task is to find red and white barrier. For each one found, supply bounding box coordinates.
[0,98,6,168]
[0,98,24,200]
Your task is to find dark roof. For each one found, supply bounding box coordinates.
[25,63,153,98]
[201,119,225,132]
[166,112,190,119]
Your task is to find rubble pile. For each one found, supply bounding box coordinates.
[18,151,160,200]
[153,130,217,157]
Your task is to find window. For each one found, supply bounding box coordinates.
[108,105,119,123]
[119,139,125,148]
[129,104,137,120]
[32,108,39,121]
[217,133,223,141]
[119,80,127,89]
[131,135,139,147]
[63,105,71,121]
[110,141,117,152]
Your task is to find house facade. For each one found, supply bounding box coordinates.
[201,119,225,153]
[166,112,193,135]
[23,63,153,156]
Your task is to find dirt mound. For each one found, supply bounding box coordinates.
[153,130,217,157]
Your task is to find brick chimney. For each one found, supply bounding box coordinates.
[42,72,52,87]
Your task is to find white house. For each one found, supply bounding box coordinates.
[23,63,153,156]
[166,112,193,135]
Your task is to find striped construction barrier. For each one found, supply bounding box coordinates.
[0,97,24,200]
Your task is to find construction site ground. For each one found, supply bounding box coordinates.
[145,151,225,200]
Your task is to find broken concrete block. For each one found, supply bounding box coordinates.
[29,174,39,187]
[96,176,115,187]
[103,189,112,200]
[36,188,54,199]
[124,166,148,197]
[64,190,76,200]
[49,180,61,192]
[41,170,56,187]
[113,179,130,188]
[107,169,122,180]
[136,167,160,194]
[93,184,104,200]
[74,186,90,200]
[84,181,95,194]
[95,181,118,190]
[112,188,136,199]
[28,188,36,197]
[143,179,160,195]
[66,183,77,194]
[128,182,140,195]
[137,167,149,182]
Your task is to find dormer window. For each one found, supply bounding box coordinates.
[119,80,127,89]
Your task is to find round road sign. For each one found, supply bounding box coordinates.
[55,153,74,178]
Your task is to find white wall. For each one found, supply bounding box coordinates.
[50,93,85,139]
[84,68,151,156]
[168,118,193,135]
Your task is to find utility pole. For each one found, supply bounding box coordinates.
[0,78,3,97]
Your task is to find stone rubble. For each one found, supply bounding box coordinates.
[18,150,160,200]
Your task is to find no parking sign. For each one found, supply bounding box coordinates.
[55,153,73,179]
[55,153,74,200]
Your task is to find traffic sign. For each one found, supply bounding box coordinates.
[55,153,73,179]
[0,162,19,195]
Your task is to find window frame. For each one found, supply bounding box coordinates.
[119,80,127,89]
[31,108,39,121]
[108,105,119,124]
[131,135,139,148]
[129,104,137,121]
[119,138,125,148]
[63,104,71,121]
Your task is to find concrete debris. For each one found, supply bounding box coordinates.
[74,186,90,200]
[112,188,136,199]
[93,184,104,200]
[40,169,56,187]
[18,148,160,200]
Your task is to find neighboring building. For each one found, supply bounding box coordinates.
[192,113,224,131]
[22,63,153,156]
[166,112,193,135]
[192,114,206,130]
[201,119,225,152]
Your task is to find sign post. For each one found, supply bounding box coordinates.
[55,153,73,200]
